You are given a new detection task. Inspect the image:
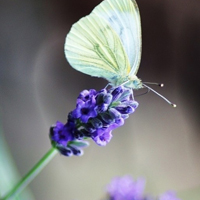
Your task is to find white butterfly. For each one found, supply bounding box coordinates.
[64,0,176,107]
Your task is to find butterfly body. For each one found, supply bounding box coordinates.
[65,0,142,90]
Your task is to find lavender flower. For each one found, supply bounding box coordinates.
[106,175,181,200]
[49,85,138,156]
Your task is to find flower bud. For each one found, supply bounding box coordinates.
[100,112,115,124]
[103,93,113,104]
[115,105,135,114]
[111,86,124,101]
[90,118,103,129]
[108,108,121,120]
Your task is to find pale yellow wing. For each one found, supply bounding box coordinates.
[64,13,131,85]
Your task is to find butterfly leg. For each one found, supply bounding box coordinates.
[104,83,113,89]
[131,89,134,100]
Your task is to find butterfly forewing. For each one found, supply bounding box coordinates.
[65,13,131,85]
[92,0,142,76]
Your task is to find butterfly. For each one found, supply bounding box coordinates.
[64,0,176,107]
[64,0,142,89]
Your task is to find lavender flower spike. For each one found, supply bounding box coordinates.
[49,85,138,156]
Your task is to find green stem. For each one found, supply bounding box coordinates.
[1,147,58,200]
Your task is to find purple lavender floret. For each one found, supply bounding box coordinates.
[72,95,97,123]
[49,85,138,156]
[49,121,74,146]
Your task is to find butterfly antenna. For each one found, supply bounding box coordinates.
[142,83,176,107]
[143,82,164,87]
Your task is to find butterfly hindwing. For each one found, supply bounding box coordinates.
[92,0,142,76]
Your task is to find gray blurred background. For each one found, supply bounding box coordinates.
[0,0,200,199]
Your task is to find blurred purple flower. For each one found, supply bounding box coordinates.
[106,175,182,200]
[107,175,145,200]
[159,191,181,200]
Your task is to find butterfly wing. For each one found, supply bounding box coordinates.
[64,7,131,85]
[92,0,142,76]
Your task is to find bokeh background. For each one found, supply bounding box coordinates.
[0,0,200,199]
